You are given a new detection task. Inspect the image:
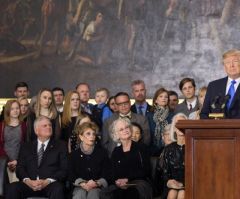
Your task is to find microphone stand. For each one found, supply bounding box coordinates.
[208,95,230,119]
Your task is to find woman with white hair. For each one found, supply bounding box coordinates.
[161,113,188,199]
[110,118,152,199]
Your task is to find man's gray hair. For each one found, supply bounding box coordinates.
[34,116,51,132]
[131,80,145,88]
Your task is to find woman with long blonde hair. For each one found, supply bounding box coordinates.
[61,91,90,152]
[27,88,60,141]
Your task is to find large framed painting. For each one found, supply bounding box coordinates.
[0,0,239,97]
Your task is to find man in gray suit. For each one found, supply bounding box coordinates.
[101,92,150,156]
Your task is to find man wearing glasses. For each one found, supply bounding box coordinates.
[101,92,150,156]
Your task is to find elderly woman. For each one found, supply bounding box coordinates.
[110,118,152,199]
[161,113,188,199]
[69,122,110,199]
[153,124,173,197]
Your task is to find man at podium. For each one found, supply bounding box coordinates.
[200,49,240,119]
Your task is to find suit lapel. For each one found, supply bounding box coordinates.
[32,140,38,167]
[146,103,152,113]
[221,77,228,95]
[131,104,137,113]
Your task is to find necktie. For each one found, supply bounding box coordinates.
[38,143,45,166]
[189,104,192,111]
[119,113,131,119]
[83,104,91,114]
[227,80,236,109]
[138,105,143,115]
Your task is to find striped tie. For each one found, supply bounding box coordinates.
[38,143,45,166]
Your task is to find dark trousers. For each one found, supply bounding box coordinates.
[5,181,64,199]
[113,187,140,199]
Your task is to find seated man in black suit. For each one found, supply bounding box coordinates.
[200,49,240,119]
[6,116,68,199]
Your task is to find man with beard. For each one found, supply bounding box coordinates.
[130,80,152,116]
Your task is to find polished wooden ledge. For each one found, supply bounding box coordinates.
[177,119,240,129]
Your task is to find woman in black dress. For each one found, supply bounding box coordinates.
[61,90,90,152]
[110,118,152,199]
[161,113,187,199]
[69,122,110,199]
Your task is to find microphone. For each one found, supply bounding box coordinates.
[211,95,220,109]
[221,94,231,109]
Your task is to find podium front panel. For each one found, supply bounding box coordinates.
[185,129,240,199]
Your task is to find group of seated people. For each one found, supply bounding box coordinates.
[0,77,205,199]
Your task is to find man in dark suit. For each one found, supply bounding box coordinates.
[102,92,151,156]
[168,90,179,113]
[130,80,152,116]
[6,116,68,199]
[200,49,240,119]
[76,82,94,115]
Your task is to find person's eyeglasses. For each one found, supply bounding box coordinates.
[116,101,130,107]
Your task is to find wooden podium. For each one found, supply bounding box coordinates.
[176,120,240,199]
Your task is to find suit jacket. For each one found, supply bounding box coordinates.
[101,112,151,156]
[16,139,68,182]
[131,103,153,116]
[200,77,240,119]
[174,98,200,117]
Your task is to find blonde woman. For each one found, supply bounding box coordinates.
[27,88,60,141]
[61,91,90,152]
[69,122,110,199]
[18,97,30,122]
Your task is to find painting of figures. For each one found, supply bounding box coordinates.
[0,0,239,97]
